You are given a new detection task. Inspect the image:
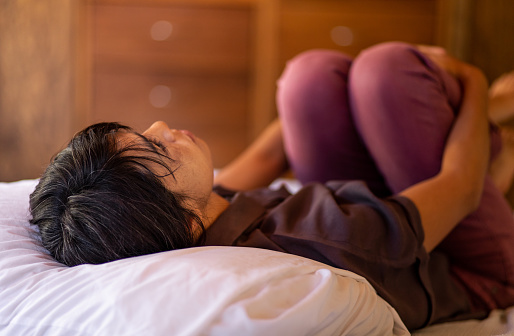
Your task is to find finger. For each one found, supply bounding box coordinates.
[416,45,447,55]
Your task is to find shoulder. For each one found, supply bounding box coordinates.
[275,181,423,245]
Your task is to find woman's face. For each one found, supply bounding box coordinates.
[120,121,215,210]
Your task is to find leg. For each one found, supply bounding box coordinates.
[489,128,514,195]
[488,71,514,205]
[276,49,390,197]
[489,70,514,126]
[349,42,514,311]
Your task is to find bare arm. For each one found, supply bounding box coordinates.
[214,119,289,190]
[400,49,490,252]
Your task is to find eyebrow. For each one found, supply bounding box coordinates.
[135,133,168,153]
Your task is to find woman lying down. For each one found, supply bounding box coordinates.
[29,42,514,331]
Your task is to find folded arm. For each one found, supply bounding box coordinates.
[214,119,289,190]
[400,49,490,252]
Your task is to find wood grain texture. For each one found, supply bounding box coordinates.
[279,0,438,67]
[84,1,253,168]
[0,0,76,181]
[470,0,514,82]
[1,0,512,181]
[437,0,514,82]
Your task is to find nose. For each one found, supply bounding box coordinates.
[143,121,175,142]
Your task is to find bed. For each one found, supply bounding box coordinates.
[1,179,513,335]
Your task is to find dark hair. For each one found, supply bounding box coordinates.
[29,122,204,266]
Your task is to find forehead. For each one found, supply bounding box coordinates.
[116,131,157,151]
[113,131,176,167]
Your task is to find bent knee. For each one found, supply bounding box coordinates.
[349,41,451,108]
[350,42,425,86]
[277,50,353,121]
[282,49,353,74]
[278,49,353,94]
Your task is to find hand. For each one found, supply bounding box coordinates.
[400,46,490,252]
[416,45,484,83]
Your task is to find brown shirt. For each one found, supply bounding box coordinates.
[205,180,475,330]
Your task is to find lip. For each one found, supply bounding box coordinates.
[180,130,195,142]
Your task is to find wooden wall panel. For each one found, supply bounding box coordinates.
[0,0,77,181]
[1,0,512,181]
[280,0,438,67]
[437,0,514,82]
[471,0,514,82]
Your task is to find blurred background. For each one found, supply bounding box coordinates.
[1,0,513,181]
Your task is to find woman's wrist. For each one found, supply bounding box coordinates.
[459,64,487,87]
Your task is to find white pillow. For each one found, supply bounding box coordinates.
[0,180,409,336]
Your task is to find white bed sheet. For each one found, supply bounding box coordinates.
[2,179,514,335]
[412,308,514,336]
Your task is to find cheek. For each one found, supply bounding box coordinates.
[196,138,211,159]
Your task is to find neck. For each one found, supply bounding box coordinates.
[201,191,230,230]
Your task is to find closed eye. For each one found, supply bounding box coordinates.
[148,139,168,153]
[137,134,168,153]
[149,138,167,151]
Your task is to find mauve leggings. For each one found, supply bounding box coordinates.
[277,42,514,312]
